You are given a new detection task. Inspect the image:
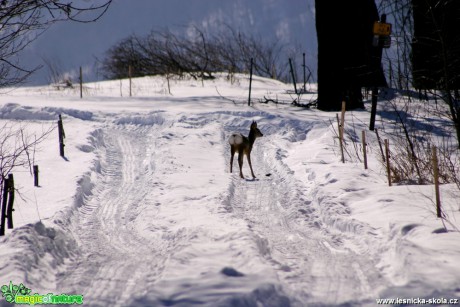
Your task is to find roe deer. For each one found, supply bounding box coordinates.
[228,121,263,179]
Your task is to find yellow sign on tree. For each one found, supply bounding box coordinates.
[373,21,392,36]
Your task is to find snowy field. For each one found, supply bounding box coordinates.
[0,74,459,306]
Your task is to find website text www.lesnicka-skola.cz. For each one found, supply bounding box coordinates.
[376,297,459,305]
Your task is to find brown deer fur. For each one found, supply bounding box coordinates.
[228,121,263,179]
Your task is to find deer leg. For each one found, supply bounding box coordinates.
[230,146,235,173]
[238,150,245,179]
[247,153,256,178]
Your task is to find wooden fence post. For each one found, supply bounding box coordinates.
[33,165,39,187]
[385,139,392,186]
[248,58,253,106]
[6,174,14,229]
[79,66,83,99]
[289,58,298,94]
[362,130,368,169]
[0,177,8,236]
[58,114,66,157]
[302,52,307,92]
[369,87,378,130]
[336,114,344,163]
[432,146,442,218]
[375,128,385,163]
[339,101,346,163]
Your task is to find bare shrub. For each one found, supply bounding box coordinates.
[371,92,460,187]
[0,123,54,201]
[100,26,294,82]
[0,1,112,87]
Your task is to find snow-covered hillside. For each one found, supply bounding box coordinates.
[0,75,459,306]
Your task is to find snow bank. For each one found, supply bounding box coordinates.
[0,103,93,121]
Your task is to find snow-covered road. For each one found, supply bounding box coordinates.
[48,110,387,306]
[1,75,459,306]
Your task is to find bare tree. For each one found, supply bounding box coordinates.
[41,56,74,87]
[0,0,112,87]
[372,0,460,191]
[100,26,293,82]
[378,0,460,148]
[0,123,54,203]
[377,0,413,90]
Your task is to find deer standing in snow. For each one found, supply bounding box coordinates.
[228,121,263,179]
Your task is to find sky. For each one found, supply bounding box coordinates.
[21,0,316,85]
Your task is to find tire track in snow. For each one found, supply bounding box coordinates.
[56,115,290,306]
[224,120,386,306]
[55,110,386,306]
[57,124,176,306]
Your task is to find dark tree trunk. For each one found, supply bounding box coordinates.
[315,0,387,111]
[412,0,460,90]
[412,1,460,148]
